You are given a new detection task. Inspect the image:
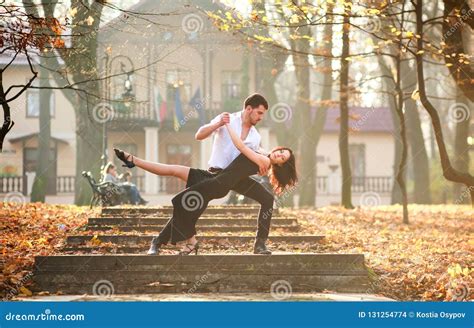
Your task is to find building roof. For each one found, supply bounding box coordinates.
[315,106,394,133]
[0,51,39,67]
[9,132,69,145]
[0,49,65,67]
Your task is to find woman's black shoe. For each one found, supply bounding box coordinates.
[179,242,199,255]
[114,148,135,168]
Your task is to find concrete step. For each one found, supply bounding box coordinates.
[101,206,280,217]
[33,254,369,294]
[85,225,300,233]
[61,244,321,254]
[62,239,323,253]
[88,217,297,226]
[66,235,325,246]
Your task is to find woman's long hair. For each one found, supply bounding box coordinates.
[268,147,298,195]
[102,162,115,178]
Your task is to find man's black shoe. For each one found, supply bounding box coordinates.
[253,237,272,255]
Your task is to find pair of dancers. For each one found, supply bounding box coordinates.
[114,99,297,256]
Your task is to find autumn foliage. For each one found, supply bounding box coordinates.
[0,202,93,299]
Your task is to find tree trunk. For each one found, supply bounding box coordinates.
[293,51,312,207]
[30,65,52,202]
[394,58,409,224]
[0,72,16,153]
[339,7,353,209]
[442,0,474,102]
[452,90,471,203]
[416,0,474,206]
[298,4,334,207]
[74,91,104,205]
[400,61,431,204]
[389,87,403,205]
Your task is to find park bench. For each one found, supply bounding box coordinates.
[81,171,130,208]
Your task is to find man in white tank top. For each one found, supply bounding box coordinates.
[194,93,274,254]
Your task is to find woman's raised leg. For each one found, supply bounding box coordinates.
[115,149,190,182]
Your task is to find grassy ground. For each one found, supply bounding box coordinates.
[0,202,472,301]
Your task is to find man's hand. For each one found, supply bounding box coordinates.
[219,112,230,126]
[258,162,268,176]
[195,112,230,140]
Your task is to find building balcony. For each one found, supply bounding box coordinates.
[106,100,268,132]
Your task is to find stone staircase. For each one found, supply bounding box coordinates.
[32,206,370,295]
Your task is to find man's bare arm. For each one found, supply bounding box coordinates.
[195,112,230,140]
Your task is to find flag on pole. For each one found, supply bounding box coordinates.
[189,87,206,125]
[174,87,184,131]
[153,86,167,125]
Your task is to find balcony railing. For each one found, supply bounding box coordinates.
[110,101,157,122]
[315,176,393,195]
[0,176,24,194]
[107,100,243,126]
[57,176,75,193]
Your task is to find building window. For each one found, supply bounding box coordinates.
[165,69,191,104]
[349,144,366,178]
[26,85,55,118]
[221,71,241,100]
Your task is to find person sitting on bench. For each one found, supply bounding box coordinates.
[102,162,147,205]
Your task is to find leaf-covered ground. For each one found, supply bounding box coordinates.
[285,205,473,301]
[0,202,472,301]
[0,203,94,299]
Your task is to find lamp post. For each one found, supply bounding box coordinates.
[101,50,135,168]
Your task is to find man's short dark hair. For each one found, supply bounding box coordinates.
[244,93,268,110]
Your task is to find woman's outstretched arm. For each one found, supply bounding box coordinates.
[224,123,270,171]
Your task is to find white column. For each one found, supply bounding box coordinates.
[144,127,159,194]
[259,127,270,151]
[199,137,213,169]
[26,172,36,196]
[328,168,341,195]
